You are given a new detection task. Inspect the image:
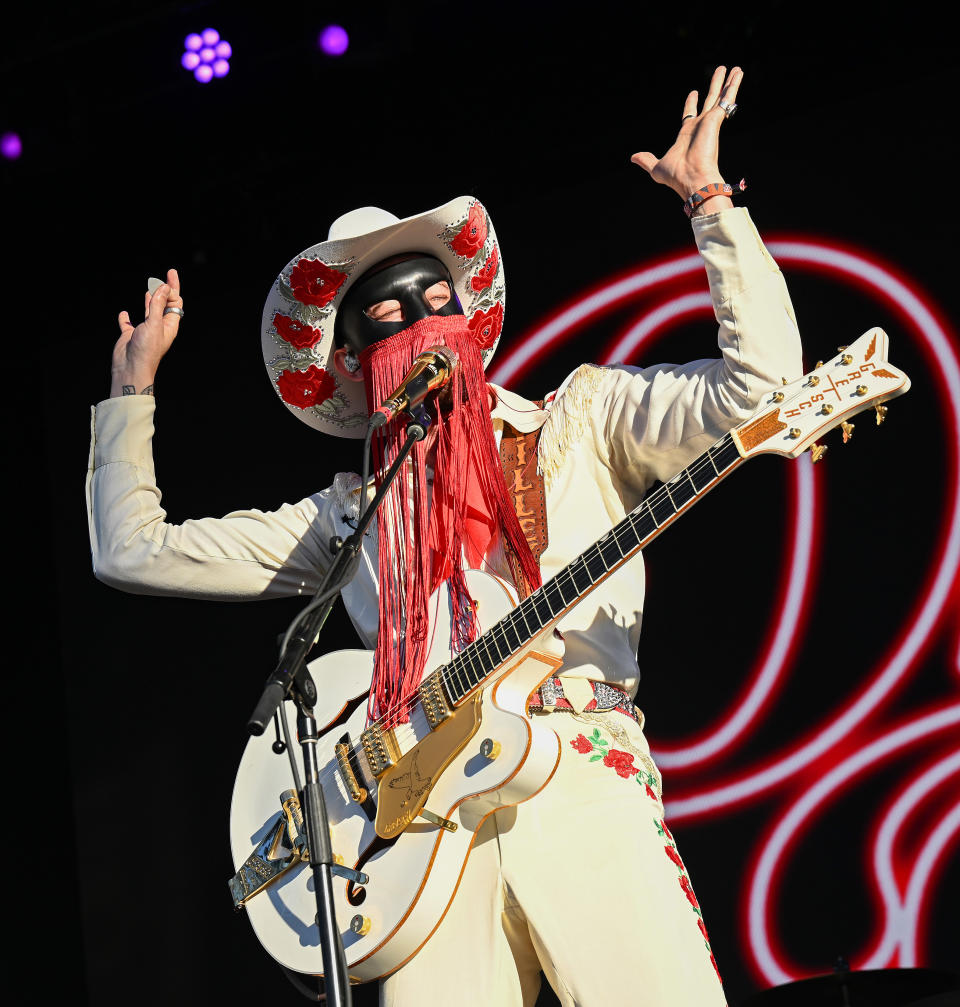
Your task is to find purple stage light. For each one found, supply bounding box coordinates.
[182,29,230,83]
[318,24,349,56]
[1,132,22,160]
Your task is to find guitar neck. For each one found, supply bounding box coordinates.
[438,431,744,706]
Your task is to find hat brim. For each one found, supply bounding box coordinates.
[261,196,505,438]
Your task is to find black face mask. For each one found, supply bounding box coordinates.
[335,255,462,352]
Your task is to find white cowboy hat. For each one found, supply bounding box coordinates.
[261,195,505,438]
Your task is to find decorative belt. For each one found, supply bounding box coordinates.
[528,677,640,724]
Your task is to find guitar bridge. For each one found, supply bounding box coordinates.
[335,740,368,804]
[335,733,377,821]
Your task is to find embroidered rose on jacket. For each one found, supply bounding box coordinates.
[570,734,593,754]
[644,782,659,801]
[288,258,346,308]
[602,749,638,779]
[277,365,337,409]
[450,202,488,258]
[273,312,323,350]
[471,245,499,292]
[468,303,504,351]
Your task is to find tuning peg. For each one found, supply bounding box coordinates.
[837,345,848,351]
[815,361,824,369]
[875,404,888,425]
[840,421,855,443]
[810,442,828,464]
[840,353,853,365]
[781,377,789,386]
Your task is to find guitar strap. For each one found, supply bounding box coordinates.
[498,406,549,600]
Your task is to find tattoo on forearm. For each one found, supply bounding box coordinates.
[122,384,155,396]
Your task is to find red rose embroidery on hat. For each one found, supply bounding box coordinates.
[277,365,337,409]
[273,312,323,350]
[450,202,488,258]
[468,303,504,351]
[602,749,638,779]
[289,258,346,308]
[570,734,593,754]
[471,244,499,292]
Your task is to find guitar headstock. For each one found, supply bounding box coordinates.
[731,328,911,461]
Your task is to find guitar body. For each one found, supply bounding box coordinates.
[230,569,564,981]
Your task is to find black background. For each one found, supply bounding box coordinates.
[5,2,958,1004]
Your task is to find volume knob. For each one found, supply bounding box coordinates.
[480,738,501,760]
[350,915,371,936]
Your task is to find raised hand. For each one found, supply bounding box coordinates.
[110,268,184,397]
[631,66,742,210]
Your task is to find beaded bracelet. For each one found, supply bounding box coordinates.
[683,178,747,218]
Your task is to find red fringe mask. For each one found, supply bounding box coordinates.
[358,315,541,726]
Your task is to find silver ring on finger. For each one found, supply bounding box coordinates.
[718,99,737,119]
[682,113,695,122]
[163,307,185,318]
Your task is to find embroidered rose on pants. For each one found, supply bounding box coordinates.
[568,728,659,795]
[603,748,639,778]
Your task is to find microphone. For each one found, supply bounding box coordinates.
[368,346,458,429]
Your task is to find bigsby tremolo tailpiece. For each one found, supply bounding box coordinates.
[228,790,368,909]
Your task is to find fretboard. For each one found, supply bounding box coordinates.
[432,432,744,706]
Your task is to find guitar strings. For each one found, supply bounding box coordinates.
[319,439,739,780]
[372,442,731,743]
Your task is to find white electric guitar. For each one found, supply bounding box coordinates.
[229,328,909,983]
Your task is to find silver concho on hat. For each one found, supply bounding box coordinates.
[261,196,506,438]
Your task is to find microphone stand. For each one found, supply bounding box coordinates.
[245,406,431,1006]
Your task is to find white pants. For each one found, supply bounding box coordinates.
[380,708,727,1006]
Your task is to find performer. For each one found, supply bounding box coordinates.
[87,67,801,1006]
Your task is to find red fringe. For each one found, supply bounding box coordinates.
[358,316,541,726]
